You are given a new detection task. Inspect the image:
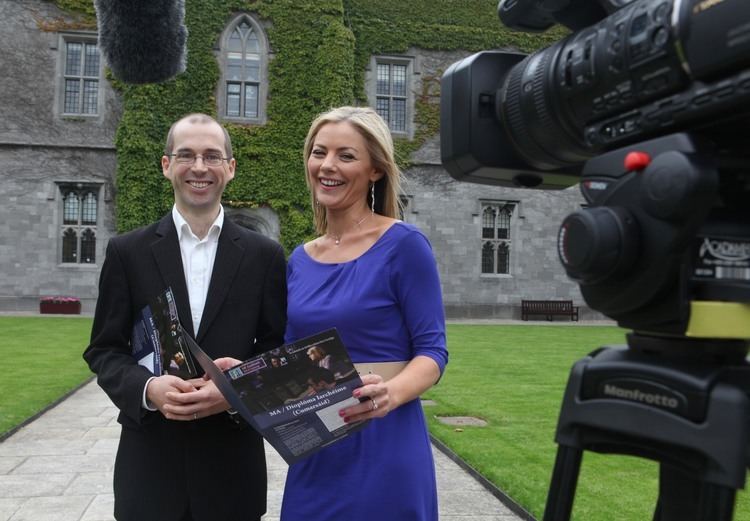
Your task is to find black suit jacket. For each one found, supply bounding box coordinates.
[84,214,287,521]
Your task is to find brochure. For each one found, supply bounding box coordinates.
[184,328,369,465]
[131,287,197,379]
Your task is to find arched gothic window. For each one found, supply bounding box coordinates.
[480,202,516,275]
[62,228,78,263]
[481,242,495,274]
[59,184,99,264]
[218,15,269,124]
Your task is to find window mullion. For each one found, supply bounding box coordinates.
[77,78,84,114]
[79,52,87,111]
[77,192,83,226]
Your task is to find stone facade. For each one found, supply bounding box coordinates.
[0,1,597,319]
[0,0,120,313]
[403,159,588,320]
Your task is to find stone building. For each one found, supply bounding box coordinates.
[0,0,120,313]
[0,0,593,318]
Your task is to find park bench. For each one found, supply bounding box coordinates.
[521,299,579,321]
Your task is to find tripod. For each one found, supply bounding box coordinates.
[543,333,750,521]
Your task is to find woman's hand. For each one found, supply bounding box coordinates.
[338,374,391,423]
[338,356,441,424]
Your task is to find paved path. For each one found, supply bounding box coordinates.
[0,380,525,521]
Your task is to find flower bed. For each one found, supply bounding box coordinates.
[39,296,81,315]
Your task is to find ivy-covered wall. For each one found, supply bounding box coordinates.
[53,0,561,253]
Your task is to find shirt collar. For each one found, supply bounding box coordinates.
[172,205,224,242]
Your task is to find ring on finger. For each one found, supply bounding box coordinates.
[193,412,198,420]
[371,398,378,411]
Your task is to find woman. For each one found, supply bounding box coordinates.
[306,345,332,369]
[281,106,448,520]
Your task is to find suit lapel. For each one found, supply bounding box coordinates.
[196,218,245,342]
[151,215,195,338]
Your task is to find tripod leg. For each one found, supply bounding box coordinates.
[543,445,582,521]
[653,464,700,521]
[698,483,736,521]
[653,465,736,521]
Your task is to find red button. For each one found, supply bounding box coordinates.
[624,151,651,171]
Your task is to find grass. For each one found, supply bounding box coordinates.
[0,316,94,437]
[3,318,748,519]
[424,324,750,520]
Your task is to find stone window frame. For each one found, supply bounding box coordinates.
[365,55,417,139]
[225,207,280,242]
[56,32,102,118]
[399,194,415,222]
[58,183,101,266]
[216,13,270,126]
[480,201,517,277]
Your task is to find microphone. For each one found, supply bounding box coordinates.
[94,0,188,84]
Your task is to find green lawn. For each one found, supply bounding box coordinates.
[424,324,750,520]
[3,318,748,520]
[0,316,94,437]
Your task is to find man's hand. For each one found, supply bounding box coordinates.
[161,378,230,421]
[212,357,242,371]
[145,375,198,417]
[150,356,242,421]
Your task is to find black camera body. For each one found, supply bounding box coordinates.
[441,0,750,189]
[441,0,750,335]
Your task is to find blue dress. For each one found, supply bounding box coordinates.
[280,222,449,521]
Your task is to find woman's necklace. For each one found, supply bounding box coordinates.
[327,212,372,246]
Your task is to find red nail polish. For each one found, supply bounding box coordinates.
[338,410,346,417]
[353,390,361,397]
[343,416,350,423]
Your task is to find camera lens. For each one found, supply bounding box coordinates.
[558,207,640,283]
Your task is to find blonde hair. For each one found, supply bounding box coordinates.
[303,106,403,234]
[307,346,326,359]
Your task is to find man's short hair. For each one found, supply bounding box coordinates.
[164,113,233,158]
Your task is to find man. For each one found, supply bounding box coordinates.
[306,366,337,392]
[84,113,286,521]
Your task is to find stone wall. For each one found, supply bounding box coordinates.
[0,0,121,313]
[402,166,595,320]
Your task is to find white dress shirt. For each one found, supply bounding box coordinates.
[172,205,224,335]
[142,206,224,410]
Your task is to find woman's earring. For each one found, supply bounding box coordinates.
[370,183,375,214]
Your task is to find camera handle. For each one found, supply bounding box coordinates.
[542,335,750,521]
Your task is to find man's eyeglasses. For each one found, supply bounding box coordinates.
[168,151,229,167]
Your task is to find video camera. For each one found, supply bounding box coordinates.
[442,0,750,335]
[441,1,750,520]
[442,0,750,187]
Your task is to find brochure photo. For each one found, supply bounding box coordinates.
[186,328,368,465]
[131,287,197,379]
